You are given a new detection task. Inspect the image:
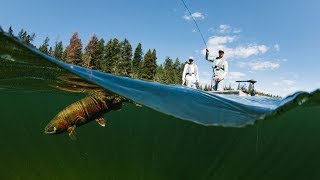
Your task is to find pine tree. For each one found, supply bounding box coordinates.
[53,41,64,60]
[18,29,36,46]
[152,49,157,72]
[83,33,99,69]
[117,38,132,77]
[132,43,143,78]
[173,58,182,84]
[112,38,121,74]
[163,57,175,84]
[39,37,50,54]
[110,38,121,74]
[154,64,164,83]
[101,39,113,73]
[65,32,83,65]
[150,49,157,78]
[224,84,233,90]
[95,38,105,70]
[18,29,26,40]
[8,26,13,36]
[101,38,121,74]
[141,49,156,80]
[204,84,211,91]
[62,48,68,62]
[48,46,53,56]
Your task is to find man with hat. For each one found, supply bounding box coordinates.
[182,56,199,89]
[205,49,228,91]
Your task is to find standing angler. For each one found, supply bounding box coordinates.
[182,56,200,89]
[44,93,124,140]
[205,49,228,91]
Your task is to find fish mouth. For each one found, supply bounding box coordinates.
[44,126,57,134]
[44,130,56,134]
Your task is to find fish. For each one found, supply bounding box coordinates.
[44,93,124,140]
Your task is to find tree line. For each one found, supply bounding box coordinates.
[14,28,184,85]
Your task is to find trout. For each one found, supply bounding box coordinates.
[44,94,123,140]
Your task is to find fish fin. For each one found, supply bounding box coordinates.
[76,116,86,124]
[68,125,77,140]
[96,117,106,127]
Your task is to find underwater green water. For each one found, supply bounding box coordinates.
[1,90,320,180]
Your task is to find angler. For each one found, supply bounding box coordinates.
[206,49,229,91]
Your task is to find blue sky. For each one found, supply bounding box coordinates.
[1,0,319,96]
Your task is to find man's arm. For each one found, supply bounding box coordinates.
[182,64,187,85]
[205,49,214,62]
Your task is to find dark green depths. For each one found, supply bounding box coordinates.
[1,90,320,180]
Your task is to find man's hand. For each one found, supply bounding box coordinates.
[205,49,209,60]
[215,76,222,82]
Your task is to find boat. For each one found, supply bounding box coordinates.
[209,80,257,96]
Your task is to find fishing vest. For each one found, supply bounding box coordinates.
[185,63,197,76]
[213,58,226,76]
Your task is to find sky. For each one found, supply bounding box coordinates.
[1,0,319,96]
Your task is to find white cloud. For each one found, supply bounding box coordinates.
[205,23,270,59]
[192,29,197,33]
[239,60,280,71]
[233,29,242,33]
[228,44,269,58]
[273,80,295,86]
[227,72,246,80]
[266,79,300,96]
[274,44,280,51]
[282,80,295,86]
[207,36,236,45]
[218,24,231,33]
[209,25,241,34]
[205,36,269,59]
[183,12,204,20]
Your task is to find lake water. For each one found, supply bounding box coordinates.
[1,30,320,179]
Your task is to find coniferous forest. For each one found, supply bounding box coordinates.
[12,27,280,97]
[15,28,185,85]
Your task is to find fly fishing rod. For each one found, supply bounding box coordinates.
[180,0,208,49]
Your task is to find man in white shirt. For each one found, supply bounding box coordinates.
[205,49,228,91]
[182,56,199,89]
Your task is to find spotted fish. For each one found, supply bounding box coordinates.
[44,94,124,140]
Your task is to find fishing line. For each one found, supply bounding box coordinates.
[180,0,208,48]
